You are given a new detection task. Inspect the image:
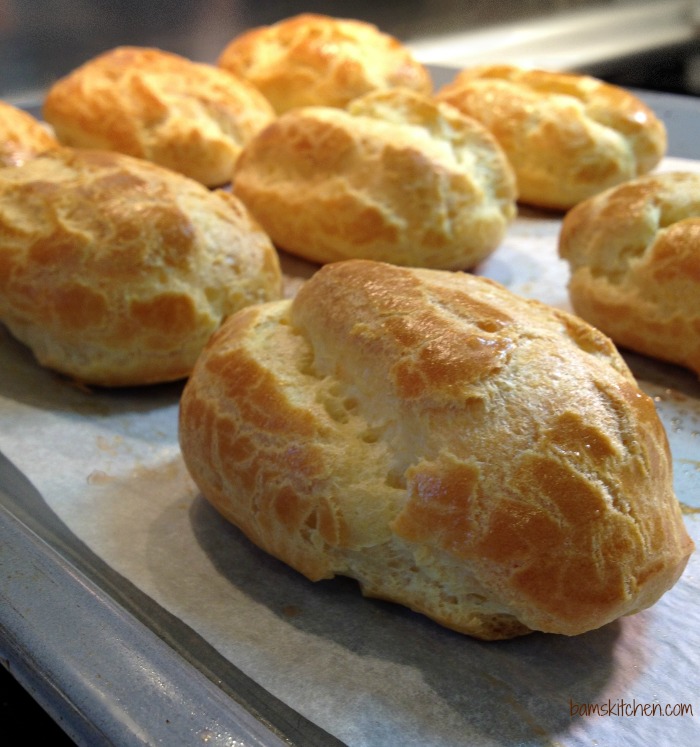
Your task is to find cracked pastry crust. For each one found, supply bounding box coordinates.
[178,259,693,640]
[436,64,667,210]
[0,100,59,167]
[42,46,276,187]
[559,171,700,377]
[217,13,432,114]
[0,147,282,387]
[232,88,517,270]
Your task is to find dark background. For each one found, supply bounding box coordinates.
[1,0,699,102]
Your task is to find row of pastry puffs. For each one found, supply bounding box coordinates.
[2,13,696,377]
[0,14,695,640]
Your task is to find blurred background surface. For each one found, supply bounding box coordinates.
[1,0,699,105]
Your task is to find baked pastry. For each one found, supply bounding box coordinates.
[0,100,59,167]
[42,46,276,187]
[217,13,432,114]
[436,64,667,210]
[232,88,517,270]
[0,147,282,387]
[559,171,700,376]
[179,258,693,640]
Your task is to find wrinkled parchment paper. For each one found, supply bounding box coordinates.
[1,158,698,747]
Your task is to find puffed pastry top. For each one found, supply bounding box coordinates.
[217,13,432,113]
[559,170,700,377]
[232,88,517,270]
[0,147,282,386]
[43,46,276,186]
[0,100,59,167]
[179,259,693,639]
[437,64,667,209]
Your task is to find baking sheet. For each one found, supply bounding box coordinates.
[1,157,699,747]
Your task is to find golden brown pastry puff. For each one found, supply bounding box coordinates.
[179,259,693,640]
[0,147,282,387]
[436,64,667,210]
[559,171,700,376]
[217,13,432,114]
[232,88,517,270]
[42,46,276,187]
[0,100,59,167]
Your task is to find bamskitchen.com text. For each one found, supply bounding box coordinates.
[570,698,694,718]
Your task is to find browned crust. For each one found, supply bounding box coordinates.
[0,147,282,386]
[436,64,667,210]
[232,88,517,269]
[179,259,693,639]
[0,100,59,167]
[217,13,432,113]
[42,46,276,186]
[559,171,700,376]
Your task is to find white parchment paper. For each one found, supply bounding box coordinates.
[1,158,698,747]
